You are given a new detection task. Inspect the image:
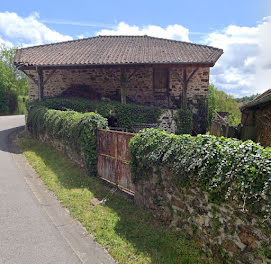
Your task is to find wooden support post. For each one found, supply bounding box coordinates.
[37,68,44,101]
[171,67,199,109]
[182,68,188,109]
[120,68,128,104]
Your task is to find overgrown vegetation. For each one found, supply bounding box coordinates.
[175,109,193,134]
[30,97,162,130]
[129,128,271,218]
[0,45,28,115]
[208,84,241,126]
[236,94,259,104]
[18,133,211,264]
[27,105,107,174]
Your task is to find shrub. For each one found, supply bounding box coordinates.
[29,97,162,129]
[0,85,9,114]
[175,108,193,134]
[129,128,271,218]
[16,95,29,114]
[0,85,18,115]
[27,105,108,174]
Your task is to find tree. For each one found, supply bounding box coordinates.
[0,45,28,115]
[208,84,241,126]
[208,84,217,125]
[236,94,259,103]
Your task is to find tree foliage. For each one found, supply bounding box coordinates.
[208,84,241,126]
[0,45,28,115]
[236,94,259,103]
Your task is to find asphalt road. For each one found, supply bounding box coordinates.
[0,115,115,264]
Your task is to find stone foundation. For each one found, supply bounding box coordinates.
[34,133,85,168]
[158,109,177,133]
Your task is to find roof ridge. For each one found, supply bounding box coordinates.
[144,35,222,50]
[241,89,271,109]
[16,36,100,51]
[17,35,222,52]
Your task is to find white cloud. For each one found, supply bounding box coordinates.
[0,11,72,47]
[0,36,13,48]
[96,22,190,41]
[0,12,269,97]
[206,17,271,97]
[98,20,270,97]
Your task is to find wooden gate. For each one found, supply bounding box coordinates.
[97,129,135,194]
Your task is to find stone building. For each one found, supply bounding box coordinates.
[14,35,223,134]
[241,89,271,147]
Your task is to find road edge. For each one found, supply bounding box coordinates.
[9,128,115,264]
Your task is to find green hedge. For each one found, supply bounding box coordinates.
[27,106,108,175]
[29,97,162,129]
[129,128,271,217]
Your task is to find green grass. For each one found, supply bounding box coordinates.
[18,133,211,264]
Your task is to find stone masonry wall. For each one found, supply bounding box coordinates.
[135,167,271,263]
[169,66,209,102]
[27,65,210,134]
[27,65,209,107]
[241,103,271,147]
[255,103,271,147]
[27,67,154,104]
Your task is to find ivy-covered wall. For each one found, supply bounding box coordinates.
[27,105,108,174]
[135,168,271,263]
[130,129,271,263]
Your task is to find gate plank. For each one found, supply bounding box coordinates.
[97,129,135,194]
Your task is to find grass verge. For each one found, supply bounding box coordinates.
[18,133,211,264]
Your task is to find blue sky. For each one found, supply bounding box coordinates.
[0,0,271,97]
[2,0,269,42]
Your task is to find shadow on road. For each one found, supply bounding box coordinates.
[0,126,25,154]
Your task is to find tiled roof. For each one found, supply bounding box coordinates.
[241,89,271,110]
[14,35,223,67]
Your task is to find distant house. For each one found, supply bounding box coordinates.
[14,35,222,134]
[240,89,271,147]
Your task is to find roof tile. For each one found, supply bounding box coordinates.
[14,35,223,67]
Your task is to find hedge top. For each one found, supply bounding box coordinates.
[129,128,271,218]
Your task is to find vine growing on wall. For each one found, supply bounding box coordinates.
[175,109,193,134]
[27,105,108,174]
[129,128,271,218]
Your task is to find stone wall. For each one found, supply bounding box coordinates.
[241,103,271,147]
[27,65,209,106]
[26,65,210,134]
[135,167,271,263]
[158,109,177,133]
[255,103,271,147]
[169,66,209,102]
[27,67,154,104]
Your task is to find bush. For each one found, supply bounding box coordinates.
[0,85,18,115]
[16,96,29,114]
[175,109,193,134]
[29,97,162,129]
[0,85,9,114]
[27,105,108,174]
[129,128,271,218]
